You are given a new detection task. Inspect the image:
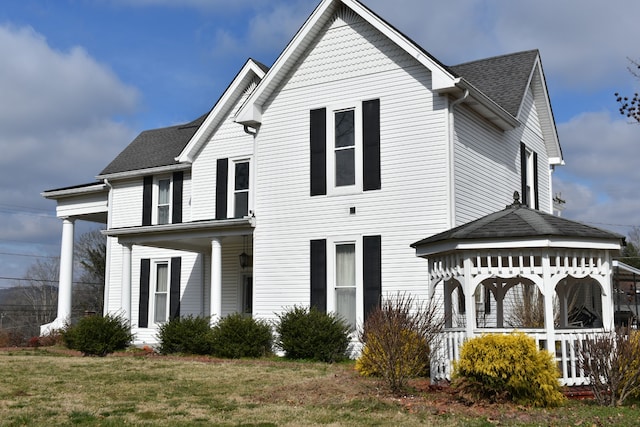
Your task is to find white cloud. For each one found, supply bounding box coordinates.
[554,112,640,234]
[0,23,138,273]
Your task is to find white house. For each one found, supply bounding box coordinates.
[43,0,571,353]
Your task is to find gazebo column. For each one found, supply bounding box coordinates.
[210,238,222,324]
[463,258,476,339]
[600,253,614,330]
[542,255,556,352]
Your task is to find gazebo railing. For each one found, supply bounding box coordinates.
[432,328,609,386]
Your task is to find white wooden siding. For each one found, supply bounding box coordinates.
[454,83,552,225]
[110,178,143,228]
[191,88,256,222]
[252,11,447,323]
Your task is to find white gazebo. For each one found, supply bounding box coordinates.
[411,193,625,386]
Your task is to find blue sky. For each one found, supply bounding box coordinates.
[1,0,640,287]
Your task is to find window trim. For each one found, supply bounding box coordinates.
[326,236,363,330]
[227,157,252,218]
[151,259,171,325]
[326,102,363,195]
[153,176,172,225]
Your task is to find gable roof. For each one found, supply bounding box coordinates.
[450,50,539,118]
[98,114,206,177]
[411,194,624,256]
[176,58,267,164]
[98,58,267,178]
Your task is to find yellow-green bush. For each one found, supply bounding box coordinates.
[356,329,429,378]
[452,332,565,407]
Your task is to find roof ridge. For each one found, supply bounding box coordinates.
[450,49,538,68]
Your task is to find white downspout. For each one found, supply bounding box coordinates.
[447,89,469,228]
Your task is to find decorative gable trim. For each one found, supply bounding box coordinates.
[175,59,267,164]
[235,0,457,126]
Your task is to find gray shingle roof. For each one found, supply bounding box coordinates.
[99,114,207,176]
[411,196,625,249]
[450,49,539,117]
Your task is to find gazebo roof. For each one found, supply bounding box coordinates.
[411,193,625,255]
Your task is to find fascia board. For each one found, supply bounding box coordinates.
[42,183,107,200]
[453,79,520,130]
[414,237,621,258]
[176,60,266,163]
[96,163,191,181]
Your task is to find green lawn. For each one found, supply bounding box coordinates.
[0,349,638,426]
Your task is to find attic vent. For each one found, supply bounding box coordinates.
[331,5,362,27]
[243,78,259,97]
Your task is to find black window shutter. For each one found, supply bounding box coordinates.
[363,235,382,321]
[169,257,181,320]
[139,258,151,328]
[310,108,327,196]
[142,176,153,226]
[172,171,183,224]
[310,239,327,311]
[519,142,527,206]
[363,99,381,191]
[533,151,539,210]
[216,158,228,220]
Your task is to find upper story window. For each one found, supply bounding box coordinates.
[157,178,171,225]
[142,171,183,226]
[310,99,380,197]
[333,109,357,187]
[234,160,250,218]
[215,158,252,220]
[520,142,539,209]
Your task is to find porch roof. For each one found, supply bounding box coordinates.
[411,193,625,256]
[103,218,254,252]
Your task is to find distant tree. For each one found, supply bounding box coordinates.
[72,229,106,317]
[615,58,640,123]
[619,226,640,269]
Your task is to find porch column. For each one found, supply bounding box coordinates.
[463,257,476,338]
[121,243,132,324]
[210,238,222,323]
[542,255,555,352]
[58,217,75,323]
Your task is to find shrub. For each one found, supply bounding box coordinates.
[452,332,565,407]
[579,327,640,406]
[275,306,351,362]
[211,313,273,358]
[157,315,214,355]
[62,314,133,356]
[356,293,443,393]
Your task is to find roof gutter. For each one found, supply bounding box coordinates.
[96,163,191,181]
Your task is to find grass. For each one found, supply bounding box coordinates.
[0,348,638,426]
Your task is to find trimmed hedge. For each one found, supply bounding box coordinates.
[211,313,273,358]
[62,314,133,356]
[157,315,214,355]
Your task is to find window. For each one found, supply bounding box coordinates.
[310,99,380,196]
[335,243,356,330]
[334,109,356,187]
[153,261,169,323]
[520,142,539,209]
[234,161,250,217]
[157,178,171,225]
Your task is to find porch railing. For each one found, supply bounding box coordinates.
[432,328,609,386]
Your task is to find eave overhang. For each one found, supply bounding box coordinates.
[103,218,254,252]
[42,182,107,200]
[412,236,623,259]
[96,163,191,181]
